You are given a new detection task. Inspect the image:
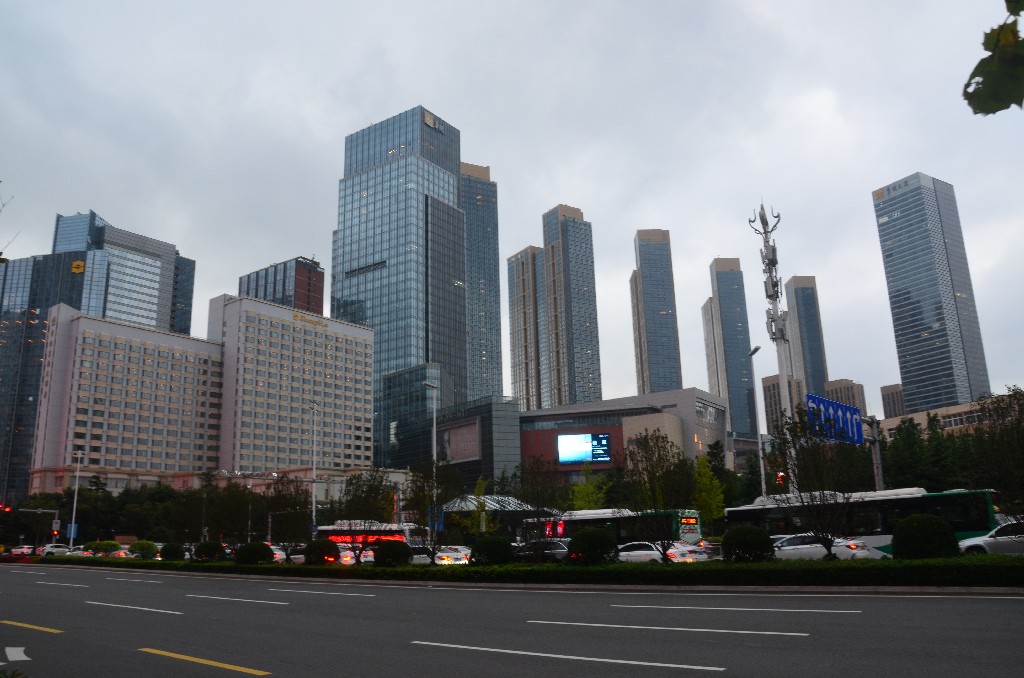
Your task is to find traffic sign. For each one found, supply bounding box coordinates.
[806,393,863,445]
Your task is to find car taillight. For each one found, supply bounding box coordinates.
[667,551,676,559]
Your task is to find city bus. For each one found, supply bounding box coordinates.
[724,487,1001,556]
[522,508,703,546]
[315,520,426,547]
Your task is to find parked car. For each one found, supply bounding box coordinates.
[435,545,470,565]
[66,545,95,557]
[410,546,433,565]
[9,545,34,557]
[960,521,1024,556]
[515,539,571,563]
[40,543,71,556]
[772,533,875,560]
[617,541,707,563]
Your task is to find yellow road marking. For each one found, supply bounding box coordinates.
[1,620,63,634]
[139,648,271,675]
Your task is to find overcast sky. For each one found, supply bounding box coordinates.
[2,1,1020,424]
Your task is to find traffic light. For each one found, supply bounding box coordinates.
[0,503,10,513]
[51,529,60,536]
[776,472,786,486]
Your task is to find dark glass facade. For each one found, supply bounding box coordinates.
[702,259,756,437]
[460,164,503,401]
[785,277,828,398]
[239,256,324,314]
[630,230,682,394]
[872,172,989,414]
[0,212,194,501]
[0,253,85,500]
[332,107,467,466]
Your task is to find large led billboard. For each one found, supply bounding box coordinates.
[557,433,611,464]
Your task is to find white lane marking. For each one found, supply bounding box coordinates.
[529,620,808,637]
[36,582,88,587]
[106,578,162,583]
[85,601,182,615]
[612,604,860,613]
[267,588,375,597]
[412,641,725,671]
[186,594,288,605]
[7,570,47,575]
[5,647,30,661]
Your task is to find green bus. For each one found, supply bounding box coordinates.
[724,487,1000,555]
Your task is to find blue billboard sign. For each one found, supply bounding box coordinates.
[806,394,863,445]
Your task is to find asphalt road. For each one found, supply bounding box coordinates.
[1,564,1021,677]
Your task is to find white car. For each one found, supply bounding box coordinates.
[618,541,705,563]
[772,534,875,560]
[959,521,1024,556]
[40,543,71,556]
[435,545,470,565]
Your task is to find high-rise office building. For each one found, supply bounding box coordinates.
[872,172,990,414]
[331,106,470,467]
[460,163,503,401]
[702,258,757,437]
[784,276,828,399]
[881,383,906,419]
[0,210,194,500]
[630,229,683,395]
[825,378,868,414]
[507,205,602,410]
[239,256,324,315]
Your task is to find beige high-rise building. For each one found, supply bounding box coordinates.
[826,378,868,415]
[30,296,375,494]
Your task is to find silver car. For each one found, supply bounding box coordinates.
[773,534,875,560]
[959,521,1024,555]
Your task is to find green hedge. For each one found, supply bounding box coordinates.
[37,551,1024,587]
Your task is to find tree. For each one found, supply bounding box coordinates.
[341,467,396,523]
[569,462,608,510]
[621,429,696,560]
[763,407,874,558]
[964,1,1024,115]
[970,386,1024,521]
[692,457,725,536]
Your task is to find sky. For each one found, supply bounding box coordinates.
[2,1,1021,426]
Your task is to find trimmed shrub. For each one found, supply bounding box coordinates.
[303,539,340,565]
[194,541,226,562]
[129,540,158,559]
[91,540,122,556]
[722,525,775,563]
[471,537,516,565]
[235,541,275,565]
[373,541,412,567]
[568,528,618,565]
[160,543,185,561]
[892,514,960,560]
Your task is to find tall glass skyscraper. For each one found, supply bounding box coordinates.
[333,106,493,467]
[630,229,682,394]
[460,163,503,401]
[872,172,989,414]
[0,210,194,500]
[508,205,602,410]
[784,275,828,399]
[702,258,757,437]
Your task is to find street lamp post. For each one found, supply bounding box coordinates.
[309,400,320,541]
[749,346,767,498]
[69,451,83,548]
[423,381,438,551]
